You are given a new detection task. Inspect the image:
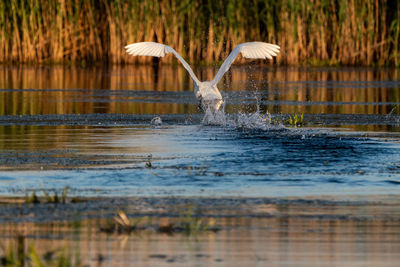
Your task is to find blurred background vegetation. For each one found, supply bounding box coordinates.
[0,0,399,66]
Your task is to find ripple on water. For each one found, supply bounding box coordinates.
[0,117,398,197]
[0,66,400,197]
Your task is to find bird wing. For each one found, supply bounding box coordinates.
[210,42,280,86]
[125,42,201,85]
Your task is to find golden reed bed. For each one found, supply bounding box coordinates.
[0,0,399,66]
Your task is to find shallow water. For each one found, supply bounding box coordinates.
[1,196,399,266]
[0,65,399,197]
[1,216,399,266]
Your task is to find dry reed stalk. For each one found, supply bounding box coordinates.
[0,0,399,66]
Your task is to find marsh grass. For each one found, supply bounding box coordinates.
[0,235,83,267]
[264,111,307,128]
[178,205,211,235]
[0,0,399,66]
[25,186,70,204]
[287,113,305,128]
[158,206,219,235]
[42,186,69,204]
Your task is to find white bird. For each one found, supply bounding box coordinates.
[125,41,280,112]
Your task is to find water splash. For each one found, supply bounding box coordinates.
[201,104,285,131]
[202,106,227,126]
[201,90,285,131]
[151,116,162,126]
[234,111,284,131]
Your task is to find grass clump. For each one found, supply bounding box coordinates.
[24,191,40,204]
[0,235,83,267]
[177,206,211,235]
[24,186,70,204]
[42,186,69,204]
[287,113,305,127]
[264,111,307,127]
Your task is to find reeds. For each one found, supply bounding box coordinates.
[1,235,83,267]
[0,0,399,66]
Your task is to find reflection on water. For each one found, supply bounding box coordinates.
[1,217,399,266]
[0,66,399,266]
[0,65,399,196]
[0,65,399,115]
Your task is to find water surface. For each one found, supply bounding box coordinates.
[0,65,399,197]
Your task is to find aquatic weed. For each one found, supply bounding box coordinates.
[157,207,219,236]
[24,191,40,204]
[287,113,305,128]
[195,161,208,176]
[178,206,209,235]
[43,186,70,204]
[1,235,83,267]
[24,186,70,204]
[0,237,20,266]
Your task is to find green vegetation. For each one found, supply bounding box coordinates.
[287,113,305,127]
[24,191,40,204]
[178,205,210,235]
[25,186,70,204]
[266,111,306,127]
[0,235,83,267]
[0,0,399,66]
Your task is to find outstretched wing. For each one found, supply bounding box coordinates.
[125,42,200,85]
[210,42,280,86]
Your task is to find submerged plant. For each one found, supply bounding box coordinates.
[195,161,208,176]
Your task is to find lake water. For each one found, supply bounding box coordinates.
[0,65,399,197]
[2,214,399,266]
